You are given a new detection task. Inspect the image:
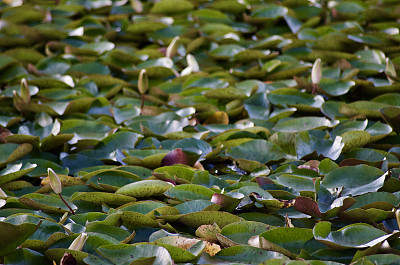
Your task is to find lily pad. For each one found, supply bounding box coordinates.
[225,139,286,164]
[177,211,243,228]
[313,221,397,249]
[273,117,332,132]
[96,244,173,265]
[116,180,174,198]
[0,221,40,256]
[321,165,385,196]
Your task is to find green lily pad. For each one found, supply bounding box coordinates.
[164,184,215,201]
[267,88,322,110]
[209,45,246,60]
[0,221,40,256]
[96,244,173,265]
[313,221,396,249]
[67,62,111,76]
[215,245,288,264]
[151,0,194,15]
[220,221,272,245]
[321,165,385,196]
[18,193,77,214]
[259,227,326,255]
[225,139,286,164]
[121,211,159,229]
[319,80,355,96]
[70,192,136,206]
[0,162,37,185]
[250,4,288,21]
[380,106,400,133]
[3,248,51,265]
[175,199,219,214]
[60,119,113,140]
[116,180,174,198]
[340,131,371,153]
[295,131,344,160]
[340,101,389,119]
[5,214,64,248]
[273,117,332,132]
[177,211,243,228]
[0,143,33,168]
[203,87,248,100]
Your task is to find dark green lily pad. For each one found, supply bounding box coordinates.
[314,221,396,249]
[96,244,173,265]
[321,165,385,196]
[0,221,40,256]
[226,139,286,164]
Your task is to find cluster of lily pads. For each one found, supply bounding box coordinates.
[2,0,400,264]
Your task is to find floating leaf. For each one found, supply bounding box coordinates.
[215,245,287,264]
[340,101,389,119]
[250,4,288,21]
[319,80,355,96]
[19,193,77,214]
[0,143,33,168]
[60,120,113,141]
[225,139,286,164]
[164,184,215,201]
[151,0,194,15]
[273,117,332,132]
[295,131,343,160]
[70,192,136,206]
[0,222,40,256]
[259,227,326,255]
[321,165,385,196]
[116,180,174,198]
[314,221,397,249]
[177,211,243,228]
[3,248,50,265]
[220,221,271,245]
[0,162,36,185]
[209,45,246,60]
[96,244,173,265]
[340,131,371,153]
[380,106,400,133]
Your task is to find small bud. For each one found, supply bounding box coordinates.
[186,54,199,72]
[311,58,322,85]
[48,168,62,194]
[20,78,30,103]
[180,66,192,76]
[51,119,61,136]
[166,36,180,58]
[138,69,148,95]
[68,233,88,251]
[130,0,143,13]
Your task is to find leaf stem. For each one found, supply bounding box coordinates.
[140,94,145,115]
[59,193,75,215]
